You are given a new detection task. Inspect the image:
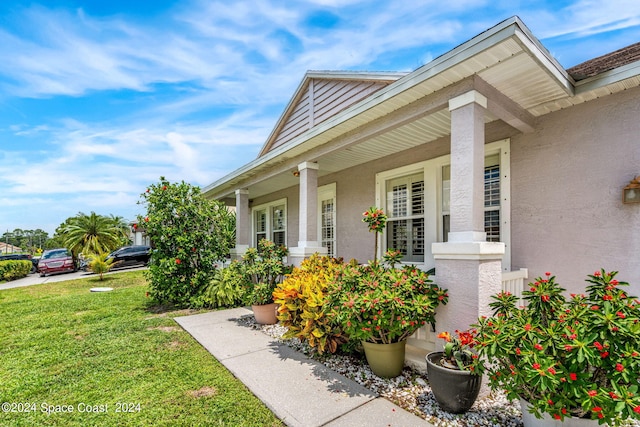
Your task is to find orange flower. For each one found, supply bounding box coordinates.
[437,331,451,342]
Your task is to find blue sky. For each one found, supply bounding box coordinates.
[1,0,639,236]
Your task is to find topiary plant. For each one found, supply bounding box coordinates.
[273,254,348,354]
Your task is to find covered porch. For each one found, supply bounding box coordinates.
[203,17,587,347]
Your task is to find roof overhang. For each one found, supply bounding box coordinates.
[203,16,640,202]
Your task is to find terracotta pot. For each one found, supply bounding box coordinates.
[519,399,602,427]
[361,340,406,378]
[425,351,481,414]
[251,303,278,325]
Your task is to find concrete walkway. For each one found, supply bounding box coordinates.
[176,307,433,427]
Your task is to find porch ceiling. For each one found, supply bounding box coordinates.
[204,17,640,202]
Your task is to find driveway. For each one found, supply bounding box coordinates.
[0,266,147,291]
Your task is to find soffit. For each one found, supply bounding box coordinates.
[203,18,639,201]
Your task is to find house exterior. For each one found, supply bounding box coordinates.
[0,242,23,254]
[203,17,640,360]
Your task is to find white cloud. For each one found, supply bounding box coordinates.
[0,0,639,236]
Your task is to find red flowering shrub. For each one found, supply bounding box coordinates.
[436,329,479,371]
[326,249,448,344]
[138,177,235,307]
[473,270,640,425]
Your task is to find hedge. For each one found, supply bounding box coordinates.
[0,260,32,281]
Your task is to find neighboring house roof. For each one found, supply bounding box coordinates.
[568,42,640,80]
[0,242,23,253]
[203,16,640,202]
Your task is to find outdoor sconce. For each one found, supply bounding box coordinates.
[292,170,300,177]
[623,176,640,204]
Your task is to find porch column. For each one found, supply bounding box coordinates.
[432,90,505,342]
[289,162,327,266]
[230,188,250,260]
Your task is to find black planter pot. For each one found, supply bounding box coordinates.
[426,351,482,414]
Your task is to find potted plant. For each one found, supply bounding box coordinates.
[242,239,291,325]
[426,329,482,413]
[473,270,640,426]
[327,248,448,378]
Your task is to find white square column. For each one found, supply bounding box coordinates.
[432,91,505,342]
[290,161,327,266]
[230,188,250,260]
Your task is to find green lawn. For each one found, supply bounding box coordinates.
[0,271,282,427]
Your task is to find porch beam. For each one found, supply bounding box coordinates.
[473,75,536,133]
[227,78,478,190]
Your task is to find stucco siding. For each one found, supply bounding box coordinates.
[511,85,640,293]
[250,187,299,250]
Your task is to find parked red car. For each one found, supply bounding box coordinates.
[38,248,76,277]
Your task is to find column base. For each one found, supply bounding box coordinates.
[288,245,328,266]
[431,240,505,350]
[230,245,249,261]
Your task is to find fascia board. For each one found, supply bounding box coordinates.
[204,17,573,199]
[574,61,640,95]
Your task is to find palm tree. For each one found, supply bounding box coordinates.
[109,215,132,247]
[86,249,116,281]
[62,212,126,259]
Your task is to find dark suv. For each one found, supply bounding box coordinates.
[0,253,38,273]
[107,246,151,268]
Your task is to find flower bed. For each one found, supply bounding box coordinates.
[240,315,525,427]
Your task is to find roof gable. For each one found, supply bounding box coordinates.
[258,71,405,156]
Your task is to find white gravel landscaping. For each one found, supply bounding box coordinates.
[241,315,640,427]
[241,315,524,427]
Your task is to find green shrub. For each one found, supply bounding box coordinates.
[0,260,32,281]
[85,250,115,280]
[138,177,235,307]
[203,261,247,308]
[326,250,448,344]
[242,239,291,305]
[273,254,348,354]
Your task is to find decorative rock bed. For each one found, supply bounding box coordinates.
[240,315,524,427]
[240,316,640,427]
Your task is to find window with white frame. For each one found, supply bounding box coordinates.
[318,183,336,257]
[252,199,287,247]
[376,139,511,270]
[385,173,425,263]
[441,153,502,242]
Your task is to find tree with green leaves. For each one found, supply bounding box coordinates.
[138,177,235,307]
[62,212,128,259]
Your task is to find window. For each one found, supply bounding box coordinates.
[255,209,267,244]
[376,139,511,270]
[484,163,501,242]
[271,204,286,246]
[252,199,287,246]
[385,173,425,263]
[441,154,502,242]
[318,183,336,257]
